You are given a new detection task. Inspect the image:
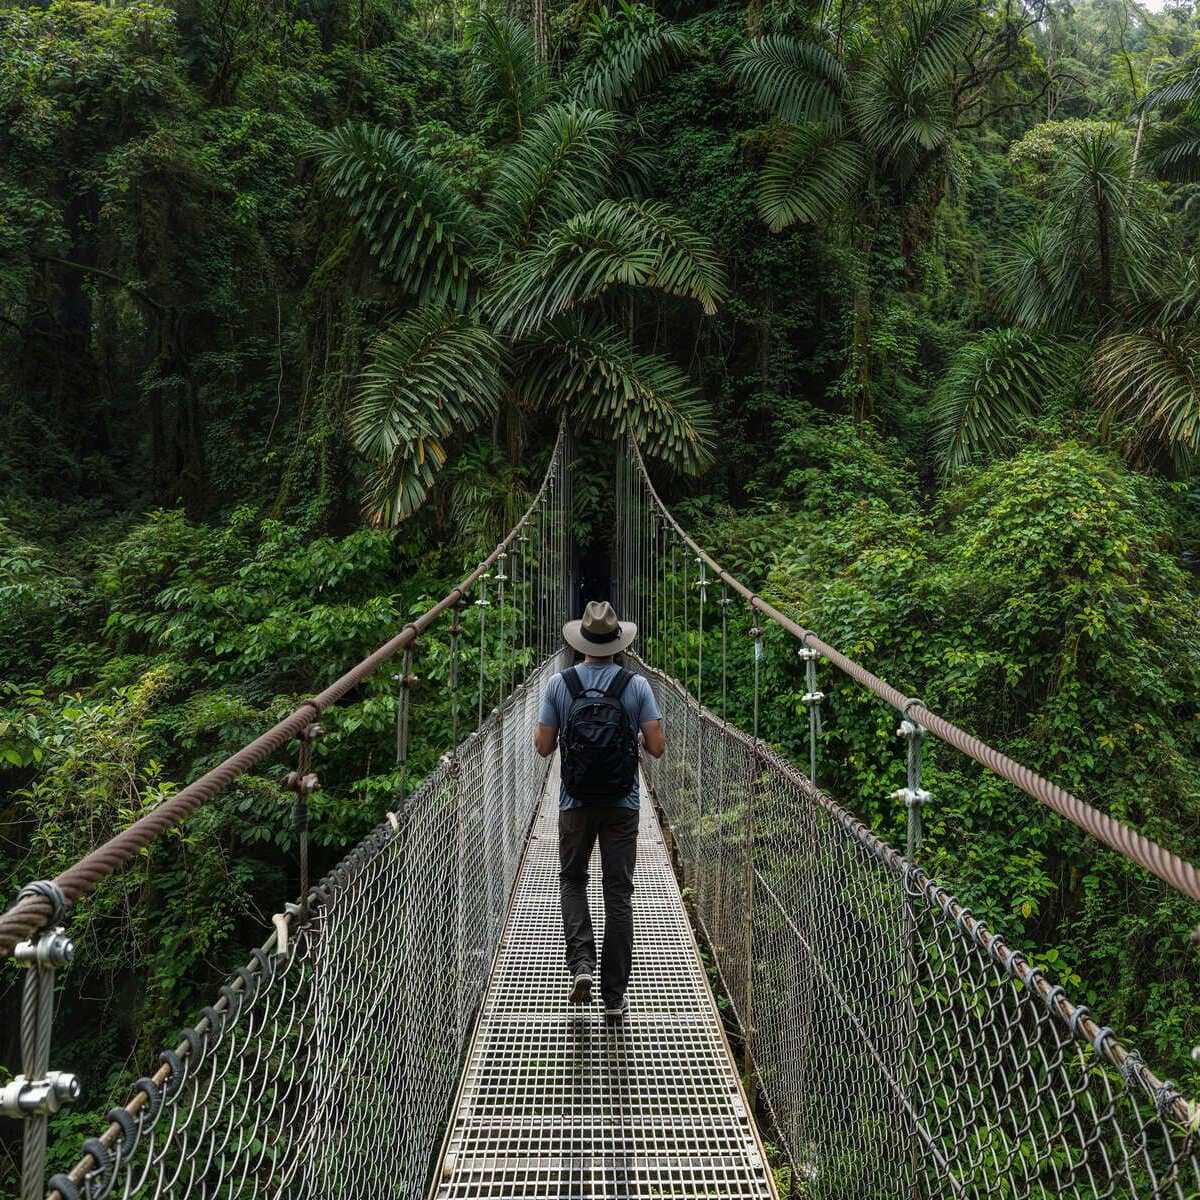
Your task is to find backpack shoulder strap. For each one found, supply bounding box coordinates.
[562,667,584,700]
[604,668,633,700]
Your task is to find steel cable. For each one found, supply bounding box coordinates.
[627,437,1200,904]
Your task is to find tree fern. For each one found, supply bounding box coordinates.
[310,124,480,308]
[352,309,505,522]
[931,329,1067,475]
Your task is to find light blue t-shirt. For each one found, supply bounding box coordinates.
[538,663,662,809]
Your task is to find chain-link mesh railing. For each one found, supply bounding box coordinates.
[618,428,1200,1199]
[41,655,562,1200]
[641,664,1200,1198]
[4,428,573,1200]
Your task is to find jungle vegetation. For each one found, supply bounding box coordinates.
[1,0,1199,1184]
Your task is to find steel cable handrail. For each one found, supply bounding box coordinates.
[0,425,567,958]
[630,438,1200,905]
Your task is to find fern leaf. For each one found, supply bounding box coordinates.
[310,124,481,307]
[519,315,714,472]
[352,309,505,523]
[731,36,848,126]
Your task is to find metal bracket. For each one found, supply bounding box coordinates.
[14,928,73,968]
[0,1072,80,1119]
[891,786,933,808]
[895,717,931,858]
[272,902,301,964]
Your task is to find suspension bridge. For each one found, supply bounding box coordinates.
[3,428,1199,1199]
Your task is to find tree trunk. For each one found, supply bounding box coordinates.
[532,0,547,62]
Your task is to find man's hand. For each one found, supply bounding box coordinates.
[640,719,665,759]
[534,722,558,758]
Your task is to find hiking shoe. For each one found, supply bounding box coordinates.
[568,967,594,1006]
[604,994,629,1021]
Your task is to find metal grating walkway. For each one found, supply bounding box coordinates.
[432,763,776,1199]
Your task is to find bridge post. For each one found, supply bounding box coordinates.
[741,620,765,1104]
[286,722,322,924]
[892,701,931,859]
[1,885,80,1200]
[797,645,824,787]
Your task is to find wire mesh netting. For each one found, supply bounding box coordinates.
[35,430,576,1200]
[641,664,1200,1199]
[54,654,563,1200]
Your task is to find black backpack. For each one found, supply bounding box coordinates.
[560,667,639,804]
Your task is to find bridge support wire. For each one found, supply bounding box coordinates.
[21,428,573,1200]
[619,429,1200,1198]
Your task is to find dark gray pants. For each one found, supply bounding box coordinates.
[559,806,638,1006]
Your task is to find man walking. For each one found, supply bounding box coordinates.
[534,601,665,1020]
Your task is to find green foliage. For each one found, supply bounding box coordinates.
[931,328,1072,474]
[309,123,482,306]
[4,0,1200,1185]
[353,310,504,522]
[311,18,727,523]
[566,0,694,110]
[698,421,1200,1083]
[465,11,548,137]
[1091,326,1200,468]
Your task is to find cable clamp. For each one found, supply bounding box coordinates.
[1118,1049,1144,1086]
[801,691,825,705]
[14,925,74,968]
[797,647,819,661]
[891,787,932,809]
[0,1071,81,1118]
[285,771,320,797]
[1155,1079,1181,1118]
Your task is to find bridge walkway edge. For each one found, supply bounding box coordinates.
[430,758,777,1198]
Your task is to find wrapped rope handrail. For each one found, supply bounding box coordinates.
[630,437,1200,905]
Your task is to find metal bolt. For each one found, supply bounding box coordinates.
[0,1072,81,1119]
[285,771,320,796]
[14,929,74,968]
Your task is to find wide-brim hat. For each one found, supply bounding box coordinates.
[563,600,637,656]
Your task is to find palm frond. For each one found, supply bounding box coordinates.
[731,35,848,125]
[902,0,977,86]
[519,315,714,472]
[310,123,481,307]
[490,199,727,336]
[931,328,1067,475]
[758,122,867,230]
[996,222,1083,332]
[854,49,953,168]
[1138,59,1200,113]
[360,440,447,528]
[1144,114,1200,182]
[465,11,548,137]
[352,308,505,523]
[569,3,694,110]
[1091,326,1200,467]
[609,131,661,198]
[483,103,623,250]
